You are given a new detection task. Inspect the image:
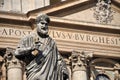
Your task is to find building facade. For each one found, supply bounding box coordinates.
[0,0,120,80]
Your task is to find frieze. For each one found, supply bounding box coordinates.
[0,27,32,38]
[0,27,120,47]
[49,30,120,47]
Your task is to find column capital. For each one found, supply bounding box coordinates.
[4,47,23,80]
[4,47,22,69]
[71,50,93,72]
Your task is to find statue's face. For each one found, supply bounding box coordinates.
[37,20,48,35]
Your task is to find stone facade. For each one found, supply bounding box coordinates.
[0,0,120,80]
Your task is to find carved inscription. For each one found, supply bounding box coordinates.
[49,30,120,46]
[0,27,31,38]
[0,27,120,47]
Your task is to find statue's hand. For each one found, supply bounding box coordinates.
[31,49,39,56]
[31,43,41,56]
[31,44,38,51]
[31,45,36,51]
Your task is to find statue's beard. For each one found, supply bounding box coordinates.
[37,28,48,36]
[40,29,48,35]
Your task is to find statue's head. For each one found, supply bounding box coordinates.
[36,14,50,36]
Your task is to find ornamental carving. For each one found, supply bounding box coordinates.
[93,0,115,24]
[4,48,22,68]
[71,50,93,71]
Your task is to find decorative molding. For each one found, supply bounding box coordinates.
[93,0,115,24]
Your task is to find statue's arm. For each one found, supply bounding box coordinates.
[14,46,32,56]
[14,35,35,57]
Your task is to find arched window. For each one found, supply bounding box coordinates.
[96,74,110,80]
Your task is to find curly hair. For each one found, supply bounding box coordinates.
[36,14,50,23]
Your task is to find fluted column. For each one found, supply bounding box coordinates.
[71,50,92,80]
[4,48,23,80]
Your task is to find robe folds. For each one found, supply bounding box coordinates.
[15,33,69,80]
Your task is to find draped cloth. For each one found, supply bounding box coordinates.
[15,33,69,80]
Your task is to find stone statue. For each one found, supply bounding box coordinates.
[14,14,69,80]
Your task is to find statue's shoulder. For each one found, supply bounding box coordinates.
[48,36,53,41]
[19,32,36,42]
[18,32,37,46]
[24,32,37,38]
[48,36,56,44]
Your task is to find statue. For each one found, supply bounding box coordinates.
[14,14,69,80]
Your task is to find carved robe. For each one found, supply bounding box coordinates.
[15,33,69,80]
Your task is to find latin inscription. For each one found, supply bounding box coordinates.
[0,27,120,46]
[49,30,120,46]
[0,27,31,38]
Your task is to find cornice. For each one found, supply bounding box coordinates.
[27,15,120,34]
[0,11,31,26]
[49,16,120,34]
[112,0,120,8]
[0,0,119,34]
[0,11,120,34]
[0,11,28,21]
[50,16,119,28]
[0,0,119,22]
[27,0,120,17]
[27,0,92,17]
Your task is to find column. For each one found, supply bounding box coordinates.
[45,0,50,6]
[3,0,12,11]
[4,48,23,80]
[0,56,3,80]
[22,0,31,13]
[35,0,44,9]
[1,63,6,80]
[64,58,72,80]
[71,50,92,80]
[11,0,21,12]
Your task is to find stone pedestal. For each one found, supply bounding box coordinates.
[64,58,72,80]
